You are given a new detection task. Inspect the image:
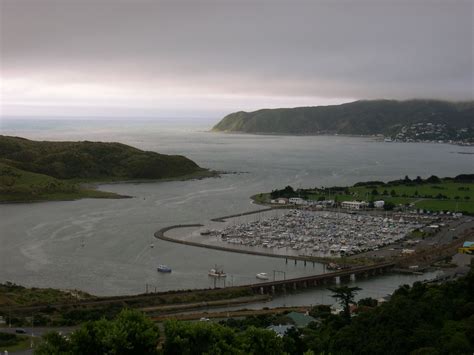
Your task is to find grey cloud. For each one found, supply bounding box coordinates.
[1,0,473,105]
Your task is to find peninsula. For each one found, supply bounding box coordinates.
[212,99,474,144]
[0,135,212,202]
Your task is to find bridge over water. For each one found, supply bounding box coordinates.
[248,262,396,294]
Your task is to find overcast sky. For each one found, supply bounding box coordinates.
[1,0,473,119]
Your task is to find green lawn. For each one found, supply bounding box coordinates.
[266,179,474,214]
[350,182,473,201]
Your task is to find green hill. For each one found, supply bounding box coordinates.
[212,99,474,140]
[0,136,210,202]
[0,162,122,202]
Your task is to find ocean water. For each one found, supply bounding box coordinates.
[0,118,472,298]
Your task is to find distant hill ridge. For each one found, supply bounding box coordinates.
[212,99,474,137]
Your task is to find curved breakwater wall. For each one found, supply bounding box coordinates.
[154,208,329,264]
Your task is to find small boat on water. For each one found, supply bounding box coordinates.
[208,265,226,278]
[157,264,172,273]
[256,272,269,280]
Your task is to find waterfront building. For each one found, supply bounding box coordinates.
[341,201,368,210]
[374,200,385,208]
[289,197,305,205]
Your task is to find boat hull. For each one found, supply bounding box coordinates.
[157,265,172,273]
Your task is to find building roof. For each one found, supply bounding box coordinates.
[286,312,317,327]
[267,324,294,337]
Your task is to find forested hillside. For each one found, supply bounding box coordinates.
[213,100,474,141]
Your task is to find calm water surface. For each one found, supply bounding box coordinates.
[0,119,472,297]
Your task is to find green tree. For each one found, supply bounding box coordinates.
[110,309,160,354]
[35,331,71,355]
[238,326,284,355]
[163,320,238,355]
[69,319,110,355]
[358,297,378,307]
[327,286,361,320]
[35,309,159,355]
[309,304,331,319]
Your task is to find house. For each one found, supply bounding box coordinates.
[267,324,295,337]
[285,311,317,328]
[341,201,368,210]
[276,198,289,205]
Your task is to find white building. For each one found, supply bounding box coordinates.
[341,201,368,210]
[276,198,288,205]
[374,200,385,208]
[289,197,305,205]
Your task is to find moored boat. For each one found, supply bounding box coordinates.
[208,265,226,278]
[256,272,269,280]
[157,264,172,273]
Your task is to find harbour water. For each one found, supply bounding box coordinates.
[0,118,472,297]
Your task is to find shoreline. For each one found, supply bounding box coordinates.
[210,131,473,147]
[0,169,220,205]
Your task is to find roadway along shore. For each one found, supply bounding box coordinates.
[151,306,312,322]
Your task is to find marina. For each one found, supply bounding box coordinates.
[204,209,437,257]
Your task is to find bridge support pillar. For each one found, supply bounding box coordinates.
[350,273,356,281]
[335,276,340,284]
[260,287,264,295]
[303,281,307,288]
[271,285,275,294]
[341,275,351,283]
[293,282,297,290]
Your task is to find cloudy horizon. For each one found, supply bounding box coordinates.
[1,0,473,119]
